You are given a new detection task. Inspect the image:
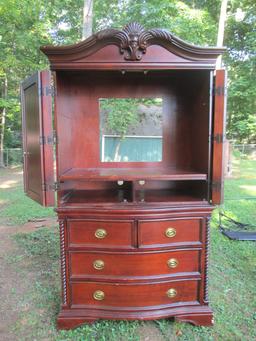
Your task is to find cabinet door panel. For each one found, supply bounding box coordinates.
[21,70,55,206]
[211,69,227,205]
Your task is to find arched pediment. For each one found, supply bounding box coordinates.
[41,22,225,69]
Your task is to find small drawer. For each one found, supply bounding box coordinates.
[68,220,133,248]
[138,218,202,247]
[71,280,199,308]
[70,250,200,279]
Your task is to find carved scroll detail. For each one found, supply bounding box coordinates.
[204,217,211,303]
[98,22,173,61]
[59,220,67,305]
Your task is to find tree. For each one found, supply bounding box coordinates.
[216,0,228,68]
[0,76,7,167]
[93,0,218,45]
[0,0,85,166]
[83,0,94,39]
[0,0,255,165]
[101,98,139,161]
[224,0,256,142]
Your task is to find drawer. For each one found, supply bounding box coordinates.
[68,220,133,248]
[71,280,199,308]
[70,250,200,278]
[138,218,202,247]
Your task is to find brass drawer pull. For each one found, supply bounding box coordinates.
[93,290,105,301]
[165,227,176,238]
[167,258,179,268]
[93,259,105,270]
[95,228,107,239]
[166,288,177,298]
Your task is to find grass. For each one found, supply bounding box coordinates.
[223,157,256,229]
[0,167,55,224]
[1,163,256,340]
[11,227,61,340]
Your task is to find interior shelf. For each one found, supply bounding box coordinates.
[60,167,207,182]
[61,189,207,206]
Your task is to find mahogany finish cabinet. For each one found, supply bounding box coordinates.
[21,23,226,329]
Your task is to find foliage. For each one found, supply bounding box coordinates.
[93,0,218,45]
[224,0,256,142]
[0,0,255,146]
[0,0,85,149]
[101,97,163,161]
[101,97,162,137]
[101,98,139,138]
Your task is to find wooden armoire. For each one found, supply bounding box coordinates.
[21,23,226,329]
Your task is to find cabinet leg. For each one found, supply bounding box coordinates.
[175,313,214,326]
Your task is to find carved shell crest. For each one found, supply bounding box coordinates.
[97,22,173,61]
[116,23,152,61]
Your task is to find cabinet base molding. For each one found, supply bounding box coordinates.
[57,305,213,329]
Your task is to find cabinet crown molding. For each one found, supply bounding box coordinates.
[40,22,226,68]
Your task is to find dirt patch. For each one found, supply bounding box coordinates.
[137,322,165,341]
[0,168,57,340]
[0,224,33,340]
[21,217,58,231]
[0,167,23,189]
[0,218,57,340]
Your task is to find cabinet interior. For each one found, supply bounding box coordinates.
[56,69,212,205]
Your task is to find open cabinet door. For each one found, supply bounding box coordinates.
[211,69,227,205]
[21,70,55,206]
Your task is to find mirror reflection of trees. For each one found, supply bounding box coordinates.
[100,98,163,162]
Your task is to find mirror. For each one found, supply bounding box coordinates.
[99,98,163,162]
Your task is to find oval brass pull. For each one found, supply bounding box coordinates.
[166,288,177,298]
[95,228,107,239]
[93,290,105,301]
[167,258,179,268]
[93,259,105,270]
[165,227,176,238]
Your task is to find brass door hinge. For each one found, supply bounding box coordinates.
[212,133,224,144]
[40,85,55,97]
[211,181,222,191]
[42,182,60,191]
[39,130,58,145]
[211,85,226,96]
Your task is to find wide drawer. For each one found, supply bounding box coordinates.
[70,250,200,279]
[138,218,202,247]
[68,220,133,248]
[71,279,199,308]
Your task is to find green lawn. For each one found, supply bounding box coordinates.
[0,164,256,341]
[0,167,55,224]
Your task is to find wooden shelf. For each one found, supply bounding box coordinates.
[60,168,207,182]
[135,189,206,204]
[62,189,132,205]
[61,189,207,206]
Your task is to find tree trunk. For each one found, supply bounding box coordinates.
[114,139,121,162]
[216,0,228,69]
[0,75,7,168]
[82,0,94,39]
